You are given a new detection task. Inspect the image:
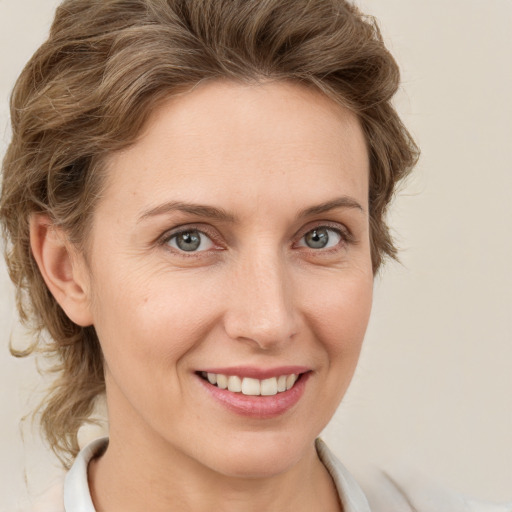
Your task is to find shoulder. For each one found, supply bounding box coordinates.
[361,469,512,512]
[317,439,512,512]
[362,470,512,512]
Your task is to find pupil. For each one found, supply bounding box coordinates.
[177,231,201,251]
[306,228,328,249]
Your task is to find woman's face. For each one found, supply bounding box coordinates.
[83,80,373,477]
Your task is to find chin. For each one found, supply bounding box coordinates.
[201,430,314,479]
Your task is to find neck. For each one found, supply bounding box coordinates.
[88,429,341,512]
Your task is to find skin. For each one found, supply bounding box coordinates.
[32,80,373,512]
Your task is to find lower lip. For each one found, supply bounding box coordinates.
[197,373,311,419]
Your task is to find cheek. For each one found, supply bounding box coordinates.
[292,269,373,431]
[90,267,223,369]
[304,270,373,360]
[88,270,225,427]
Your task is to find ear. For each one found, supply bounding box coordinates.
[29,214,93,327]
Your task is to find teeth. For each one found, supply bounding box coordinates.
[201,372,301,396]
[261,377,278,396]
[227,375,242,393]
[242,377,261,395]
[216,374,228,389]
[286,374,297,390]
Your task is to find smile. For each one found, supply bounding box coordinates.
[199,371,299,396]
[195,366,311,418]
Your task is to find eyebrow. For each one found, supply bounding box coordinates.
[138,195,365,223]
[138,201,237,223]
[297,196,365,218]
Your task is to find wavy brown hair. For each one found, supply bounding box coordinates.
[0,0,419,467]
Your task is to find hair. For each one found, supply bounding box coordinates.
[0,0,419,467]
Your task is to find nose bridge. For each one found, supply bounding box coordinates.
[224,243,297,348]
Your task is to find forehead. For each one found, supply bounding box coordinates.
[99,80,369,220]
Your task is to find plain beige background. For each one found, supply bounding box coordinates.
[1,0,511,510]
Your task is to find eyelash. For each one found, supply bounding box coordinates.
[159,223,353,257]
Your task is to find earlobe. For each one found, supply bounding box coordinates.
[29,214,93,327]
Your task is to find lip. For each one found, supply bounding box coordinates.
[197,365,310,380]
[196,369,311,419]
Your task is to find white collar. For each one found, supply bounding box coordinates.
[64,437,107,512]
[64,437,370,512]
[316,438,371,512]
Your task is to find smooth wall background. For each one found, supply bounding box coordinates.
[1,0,511,509]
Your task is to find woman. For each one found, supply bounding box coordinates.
[0,0,422,510]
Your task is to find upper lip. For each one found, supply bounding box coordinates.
[197,366,310,380]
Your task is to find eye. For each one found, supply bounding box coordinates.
[166,229,215,252]
[298,227,343,250]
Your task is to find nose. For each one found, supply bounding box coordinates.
[223,247,299,351]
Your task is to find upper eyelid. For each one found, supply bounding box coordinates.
[294,221,352,241]
[160,224,217,243]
